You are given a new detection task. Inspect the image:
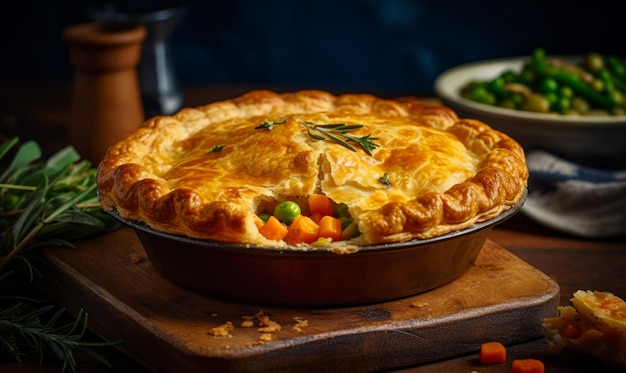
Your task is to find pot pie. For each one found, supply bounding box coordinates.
[97,90,528,248]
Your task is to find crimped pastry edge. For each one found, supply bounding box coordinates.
[96,90,528,248]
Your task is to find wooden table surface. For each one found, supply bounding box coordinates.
[1,85,625,372]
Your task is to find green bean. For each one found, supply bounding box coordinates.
[546,68,618,109]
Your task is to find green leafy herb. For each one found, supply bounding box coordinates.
[299,121,380,155]
[0,137,123,371]
[378,173,391,187]
[0,303,120,372]
[254,117,380,155]
[211,145,225,153]
[254,117,290,131]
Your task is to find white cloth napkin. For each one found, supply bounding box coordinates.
[522,150,626,238]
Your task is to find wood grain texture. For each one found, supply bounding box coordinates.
[38,228,559,373]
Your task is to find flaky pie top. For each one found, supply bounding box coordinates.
[97,90,528,248]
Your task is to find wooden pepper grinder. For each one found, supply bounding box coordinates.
[64,23,147,165]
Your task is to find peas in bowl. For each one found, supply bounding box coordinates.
[459,48,626,116]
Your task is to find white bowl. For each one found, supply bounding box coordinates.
[434,56,626,169]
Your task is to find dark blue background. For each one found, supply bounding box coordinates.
[2,0,624,96]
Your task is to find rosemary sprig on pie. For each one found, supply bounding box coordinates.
[255,118,380,155]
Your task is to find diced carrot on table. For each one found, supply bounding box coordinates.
[511,358,545,373]
[479,341,507,364]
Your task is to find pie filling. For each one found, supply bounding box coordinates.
[254,194,359,246]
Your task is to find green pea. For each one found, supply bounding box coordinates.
[258,213,271,222]
[571,96,590,114]
[559,85,574,98]
[520,93,550,113]
[585,52,605,72]
[591,79,604,92]
[500,70,518,83]
[274,201,301,225]
[487,77,506,97]
[554,96,572,113]
[334,203,349,218]
[510,93,524,106]
[518,66,536,85]
[539,77,559,93]
[470,85,496,105]
[545,91,559,108]
[609,90,623,106]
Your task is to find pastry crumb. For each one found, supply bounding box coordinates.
[209,321,234,337]
[293,317,309,332]
[258,316,281,333]
[258,333,274,342]
[241,319,255,328]
[129,252,145,264]
[411,301,429,308]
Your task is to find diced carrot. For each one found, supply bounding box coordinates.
[258,216,288,241]
[511,359,544,373]
[562,324,581,339]
[310,212,323,224]
[478,341,506,364]
[308,194,334,217]
[253,214,266,229]
[318,215,343,242]
[284,215,320,245]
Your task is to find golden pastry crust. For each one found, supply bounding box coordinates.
[97,90,528,247]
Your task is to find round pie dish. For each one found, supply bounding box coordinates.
[106,190,526,307]
[434,56,626,169]
[96,90,529,307]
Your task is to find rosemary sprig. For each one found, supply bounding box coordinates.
[0,137,123,371]
[254,117,380,155]
[299,121,380,155]
[0,302,119,372]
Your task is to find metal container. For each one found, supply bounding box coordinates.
[107,191,526,307]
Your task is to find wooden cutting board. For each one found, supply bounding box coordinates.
[38,228,559,373]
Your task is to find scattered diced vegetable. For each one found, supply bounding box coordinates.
[511,358,545,373]
[309,193,334,216]
[334,203,349,218]
[284,215,320,245]
[318,215,343,242]
[309,212,323,224]
[274,200,301,225]
[258,216,288,241]
[257,195,357,245]
[478,341,507,364]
